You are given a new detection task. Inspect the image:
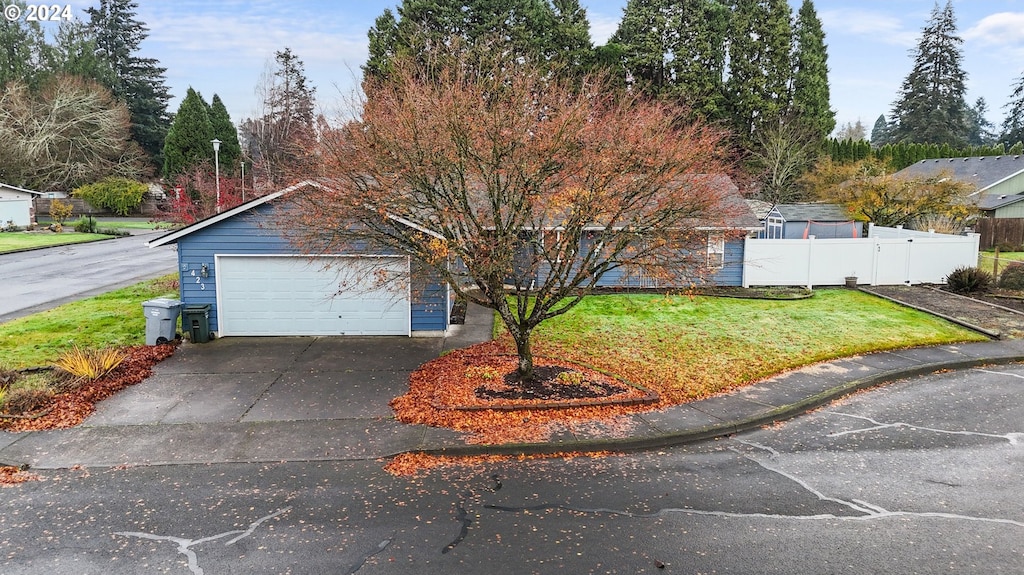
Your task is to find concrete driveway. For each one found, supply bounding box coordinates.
[85,336,446,426]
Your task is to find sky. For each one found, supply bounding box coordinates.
[43,1,1024,136]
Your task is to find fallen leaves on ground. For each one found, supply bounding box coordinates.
[391,341,669,445]
[0,466,41,486]
[383,450,615,477]
[0,343,177,432]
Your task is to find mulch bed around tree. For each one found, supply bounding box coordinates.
[391,341,660,444]
[0,343,178,432]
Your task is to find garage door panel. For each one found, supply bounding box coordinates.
[216,256,410,336]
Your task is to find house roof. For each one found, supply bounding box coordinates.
[893,155,1024,193]
[977,193,1024,211]
[147,176,761,249]
[774,203,851,222]
[0,182,44,196]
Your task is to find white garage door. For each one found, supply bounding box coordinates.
[216,255,410,336]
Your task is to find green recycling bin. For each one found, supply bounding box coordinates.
[182,304,211,343]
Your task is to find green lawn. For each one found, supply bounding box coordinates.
[0,274,179,368]
[502,290,986,402]
[979,250,1024,273]
[0,232,111,253]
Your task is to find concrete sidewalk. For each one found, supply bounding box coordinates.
[3,303,1024,469]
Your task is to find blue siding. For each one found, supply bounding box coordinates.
[172,204,447,334]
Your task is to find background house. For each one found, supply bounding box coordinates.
[895,155,1024,212]
[0,183,43,227]
[757,203,861,239]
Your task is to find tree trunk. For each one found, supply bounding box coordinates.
[513,331,534,381]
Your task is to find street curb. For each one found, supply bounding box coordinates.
[0,235,117,256]
[410,354,1024,458]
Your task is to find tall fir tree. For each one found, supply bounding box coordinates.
[964,97,996,146]
[364,0,592,81]
[888,0,968,147]
[666,0,729,120]
[87,0,171,170]
[790,0,834,141]
[162,88,214,180]
[209,94,242,175]
[1001,71,1024,148]
[0,2,51,90]
[870,114,890,147]
[51,18,117,89]
[609,0,672,94]
[725,0,794,142]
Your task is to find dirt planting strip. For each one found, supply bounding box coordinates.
[861,285,1024,339]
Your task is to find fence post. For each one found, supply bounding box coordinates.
[806,235,815,290]
[993,246,1000,278]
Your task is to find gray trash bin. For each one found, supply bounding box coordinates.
[142,298,181,345]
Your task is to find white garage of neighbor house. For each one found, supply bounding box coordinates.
[145,181,450,338]
[0,182,43,228]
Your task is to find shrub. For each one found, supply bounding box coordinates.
[49,198,74,224]
[53,346,126,381]
[945,266,993,294]
[999,263,1024,291]
[73,177,147,216]
[2,388,53,415]
[73,216,98,233]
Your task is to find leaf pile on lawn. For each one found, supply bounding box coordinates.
[0,343,177,432]
[391,341,657,444]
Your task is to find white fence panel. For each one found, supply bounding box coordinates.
[742,228,979,288]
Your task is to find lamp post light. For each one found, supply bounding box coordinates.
[240,161,245,203]
[211,139,221,213]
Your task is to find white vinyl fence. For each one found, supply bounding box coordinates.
[742,224,980,288]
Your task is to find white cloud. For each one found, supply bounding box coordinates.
[588,12,619,45]
[819,8,919,47]
[963,12,1024,47]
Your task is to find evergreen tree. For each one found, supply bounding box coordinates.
[610,0,672,94]
[790,0,834,141]
[870,114,890,147]
[0,2,52,90]
[1002,70,1024,148]
[162,88,214,180]
[242,48,317,190]
[888,0,968,146]
[209,94,242,175]
[964,97,996,146]
[725,0,794,142]
[667,0,729,120]
[364,0,592,80]
[87,0,171,169]
[51,18,117,89]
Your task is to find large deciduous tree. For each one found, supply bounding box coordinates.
[284,52,738,380]
[241,47,317,193]
[823,169,975,229]
[888,0,969,147]
[0,75,146,191]
[87,0,171,169]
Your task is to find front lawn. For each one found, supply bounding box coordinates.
[504,290,986,403]
[0,274,179,368]
[0,231,110,253]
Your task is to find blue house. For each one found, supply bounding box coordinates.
[146,181,449,337]
[147,177,759,338]
[757,203,861,239]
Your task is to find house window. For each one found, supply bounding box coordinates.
[766,216,784,239]
[707,233,725,268]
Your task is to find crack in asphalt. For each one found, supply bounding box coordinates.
[346,535,394,574]
[114,507,291,575]
[824,411,1024,444]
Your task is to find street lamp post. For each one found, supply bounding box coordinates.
[211,139,221,213]
[240,162,245,203]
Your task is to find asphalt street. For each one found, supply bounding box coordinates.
[2,362,1021,574]
[0,232,177,322]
